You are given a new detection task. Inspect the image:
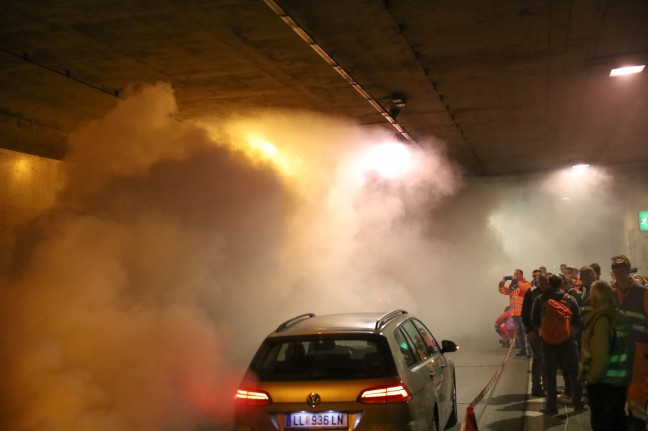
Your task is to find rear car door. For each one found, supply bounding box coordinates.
[411,319,453,422]
[395,320,445,428]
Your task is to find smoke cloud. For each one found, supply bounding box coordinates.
[0,82,463,431]
[0,81,640,430]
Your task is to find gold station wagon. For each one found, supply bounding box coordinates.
[234,310,458,431]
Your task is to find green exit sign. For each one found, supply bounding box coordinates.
[640,211,648,231]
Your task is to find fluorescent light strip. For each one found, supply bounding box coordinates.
[610,65,645,77]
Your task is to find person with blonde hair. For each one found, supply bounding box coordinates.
[581,280,634,431]
[580,266,598,325]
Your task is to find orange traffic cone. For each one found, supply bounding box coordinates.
[464,404,478,431]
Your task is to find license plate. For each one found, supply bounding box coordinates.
[285,411,348,429]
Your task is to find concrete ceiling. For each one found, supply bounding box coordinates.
[1,0,647,176]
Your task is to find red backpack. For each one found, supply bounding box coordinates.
[540,294,572,345]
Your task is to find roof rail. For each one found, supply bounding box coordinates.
[276,313,316,332]
[375,309,408,331]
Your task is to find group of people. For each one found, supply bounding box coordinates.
[497,256,648,431]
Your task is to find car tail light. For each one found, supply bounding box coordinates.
[235,389,272,406]
[358,383,411,404]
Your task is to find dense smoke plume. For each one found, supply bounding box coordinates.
[0,82,638,430]
[0,82,463,431]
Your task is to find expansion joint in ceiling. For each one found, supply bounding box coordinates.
[1,47,122,99]
[262,0,416,145]
[382,6,485,174]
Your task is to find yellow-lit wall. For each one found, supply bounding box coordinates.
[0,149,63,273]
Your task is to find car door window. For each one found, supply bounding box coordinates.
[394,328,418,367]
[400,320,430,361]
[412,319,440,354]
[412,319,447,367]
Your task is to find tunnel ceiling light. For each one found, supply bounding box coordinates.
[365,142,413,179]
[571,163,590,169]
[610,65,645,77]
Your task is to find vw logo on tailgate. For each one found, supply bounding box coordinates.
[306,392,321,407]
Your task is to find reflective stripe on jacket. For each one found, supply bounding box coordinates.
[580,306,634,386]
[614,282,648,421]
[614,282,648,343]
[499,279,531,316]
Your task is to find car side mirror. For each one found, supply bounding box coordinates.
[440,340,458,354]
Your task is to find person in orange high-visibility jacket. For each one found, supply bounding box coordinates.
[610,255,648,431]
[499,269,532,356]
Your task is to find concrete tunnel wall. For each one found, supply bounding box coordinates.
[0,148,63,274]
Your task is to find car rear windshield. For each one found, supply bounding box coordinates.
[250,335,394,381]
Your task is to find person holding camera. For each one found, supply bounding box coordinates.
[499,269,532,357]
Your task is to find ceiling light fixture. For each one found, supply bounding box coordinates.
[262,0,416,145]
[610,65,645,77]
[571,164,590,169]
[388,93,407,118]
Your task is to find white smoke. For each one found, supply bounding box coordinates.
[0,82,464,431]
[0,81,640,430]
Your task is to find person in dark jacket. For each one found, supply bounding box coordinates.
[531,274,585,415]
[589,262,602,281]
[522,270,548,395]
[554,271,587,403]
